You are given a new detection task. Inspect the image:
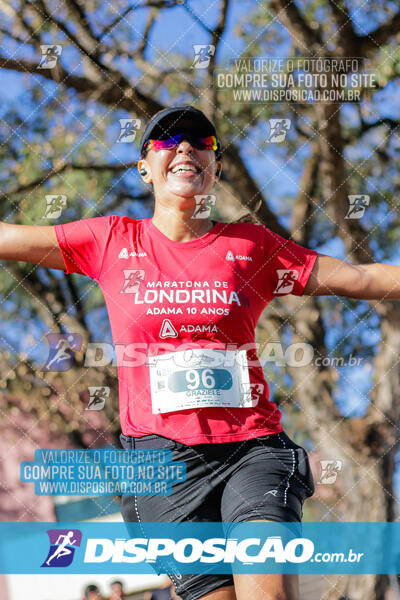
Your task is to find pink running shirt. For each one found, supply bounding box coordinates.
[54,217,318,444]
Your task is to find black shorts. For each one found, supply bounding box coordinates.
[120,431,315,600]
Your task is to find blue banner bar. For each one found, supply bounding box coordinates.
[0,522,399,574]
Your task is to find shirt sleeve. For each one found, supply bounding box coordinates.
[261,226,318,297]
[54,215,114,280]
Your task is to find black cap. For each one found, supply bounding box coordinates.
[139,105,221,159]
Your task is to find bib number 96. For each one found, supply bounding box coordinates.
[186,368,215,389]
[169,368,232,393]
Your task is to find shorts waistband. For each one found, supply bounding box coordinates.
[120,431,298,451]
[120,433,176,449]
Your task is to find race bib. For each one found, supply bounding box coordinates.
[148,348,255,413]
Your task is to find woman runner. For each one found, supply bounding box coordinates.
[2,105,400,600]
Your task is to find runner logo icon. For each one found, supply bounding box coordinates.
[191,195,216,219]
[191,44,215,69]
[41,529,82,567]
[273,269,299,295]
[38,45,62,69]
[267,118,291,143]
[318,460,343,484]
[86,386,110,410]
[345,195,370,219]
[43,194,67,219]
[120,269,145,294]
[42,333,82,372]
[117,118,141,143]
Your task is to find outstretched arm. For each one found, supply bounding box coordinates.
[303,253,400,299]
[0,222,64,270]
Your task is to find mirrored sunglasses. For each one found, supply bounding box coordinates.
[144,133,218,153]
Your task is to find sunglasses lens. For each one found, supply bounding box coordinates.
[146,134,218,152]
[150,135,180,150]
[163,134,184,148]
[197,136,217,150]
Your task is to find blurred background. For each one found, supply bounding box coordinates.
[0,0,399,598]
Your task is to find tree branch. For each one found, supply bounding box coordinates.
[17,3,42,45]
[359,9,400,55]
[0,160,139,203]
[98,0,182,40]
[30,0,105,81]
[0,27,30,45]
[182,2,213,35]
[269,0,323,53]
[0,54,163,115]
[291,143,319,245]
[222,144,289,237]
[137,6,158,56]
[207,0,230,117]
[343,117,399,145]
[5,263,61,331]
[47,268,89,333]
[98,4,140,41]
[326,0,359,56]
[63,0,104,53]
[194,1,231,117]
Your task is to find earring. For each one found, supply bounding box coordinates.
[140,168,147,176]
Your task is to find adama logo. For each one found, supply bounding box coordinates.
[159,319,178,338]
[225,251,252,261]
[118,248,147,259]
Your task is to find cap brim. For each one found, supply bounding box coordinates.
[140,106,218,156]
[150,116,213,139]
